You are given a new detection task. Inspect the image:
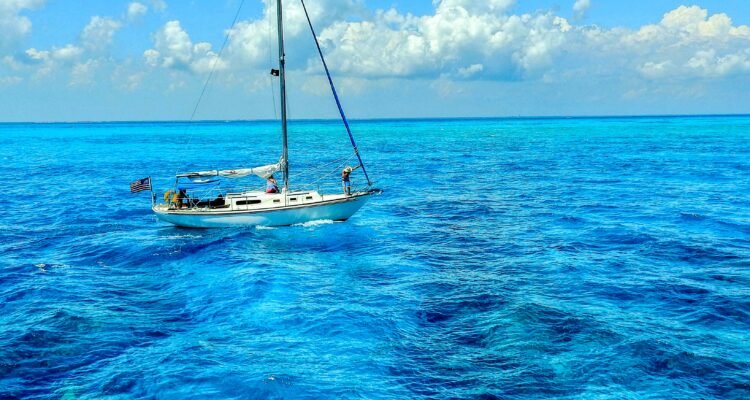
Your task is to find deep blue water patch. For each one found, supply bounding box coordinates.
[1,116,749,399]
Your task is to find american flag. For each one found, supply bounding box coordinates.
[130,177,151,193]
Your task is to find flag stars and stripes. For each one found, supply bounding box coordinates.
[130,177,152,193]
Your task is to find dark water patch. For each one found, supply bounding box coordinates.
[593,228,658,246]
[621,339,750,397]
[557,215,586,224]
[101,372,139,395]
[591,283,644,303]
[647,241,742,264]
[508,302,608,349]
[715,219,750,234]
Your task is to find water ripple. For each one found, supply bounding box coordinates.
[1,117,750,398]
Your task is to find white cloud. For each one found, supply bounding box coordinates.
[146,20,227,74]
[121,73,145,91]
[225,0,368,68]
[81,16,123,51]
[127,2,148,21]
[3,9,128,86]
[150,0,167,13]
[686,49,750,78]
[225,19,271,67]
[70,59,100,86]
[457,64,484,78]
[619,6,750,80]
[624,6,747,46]
[51,44,84,62]
[135,1,749,92]
[0,0,45,49]
[15,44,83,79]
[143,49,160,66]
[0,75,23,87]
[153,21,192,69]
[8,0,748,116]
[433,0,516,15]
[638,61,672,80]
[314,6,571,80]
[573,0,591,21]
[22,45,83,64]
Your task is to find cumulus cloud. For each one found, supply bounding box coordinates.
[145,20,227,74]
[0,0,45,49]
[293,2,749,86]
[22,45,84,64]
[140,0,365,75]
[686,49,750,78]
[127,2,148,21]
[621,6,750,79]
[573,0,591,21]
[150,0,167,13]
[81,16,123,51]
[15,44,84,79]
[7,0,749,102]
[4,9,129,86]
[132,0,750,96]
[223,0,368,68]
[434,0,516,15]
[2,2,156,87]
[313,4,571,80]
[70,59,100,86]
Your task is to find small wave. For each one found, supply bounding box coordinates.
[33,262,70,272]
[680,212,707,221]
[163,234,203,240]
[294,219,336,228]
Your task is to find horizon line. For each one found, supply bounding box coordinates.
[2,113,750,125]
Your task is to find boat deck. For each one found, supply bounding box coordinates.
[154,190,369,215]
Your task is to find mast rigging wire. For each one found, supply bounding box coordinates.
[299,0,372,187]
[176,0,247,179]
[188,0,247,123]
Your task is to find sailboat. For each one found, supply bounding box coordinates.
[149,0,381,228]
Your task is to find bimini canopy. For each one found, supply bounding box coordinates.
[177,163,281,180]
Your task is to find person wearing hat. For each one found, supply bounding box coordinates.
[266,175,279,193]
[341,165,360,195]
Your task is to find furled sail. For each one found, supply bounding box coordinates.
[177,163,281,180]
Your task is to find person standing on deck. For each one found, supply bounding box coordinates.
[342,165,360,195]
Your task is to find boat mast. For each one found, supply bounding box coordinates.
[276,0,289,191]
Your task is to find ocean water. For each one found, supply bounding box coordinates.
[1,116,749,399]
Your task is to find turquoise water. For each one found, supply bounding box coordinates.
[1,116,749,399]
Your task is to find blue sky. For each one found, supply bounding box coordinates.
[1,0,749,122]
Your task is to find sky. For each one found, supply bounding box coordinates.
[1,0,749,122]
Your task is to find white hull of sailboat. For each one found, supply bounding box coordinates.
[141,0,380,229]
[153,191,374,228]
